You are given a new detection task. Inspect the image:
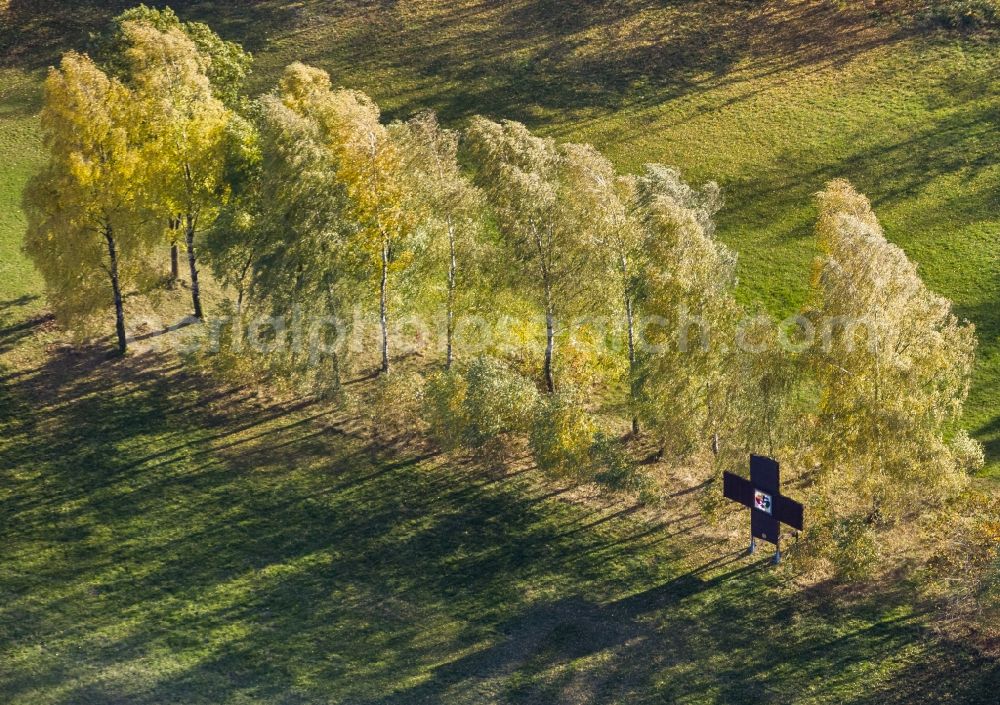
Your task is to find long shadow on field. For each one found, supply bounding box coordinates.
[1,345,997,704]
[0,295,47,354]
[723,95,1000,240]
[287,0,909,122]
[372,563,999,704]
[3,1,910,121]
[0,0,304,68]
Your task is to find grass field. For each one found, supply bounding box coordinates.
[1,337,998,704]
[0,67,43,322]
[1,2,999,701]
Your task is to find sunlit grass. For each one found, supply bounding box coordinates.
[0,68,43,318]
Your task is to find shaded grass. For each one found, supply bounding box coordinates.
[1,343,997,704]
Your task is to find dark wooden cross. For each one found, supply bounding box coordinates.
[723,455,804,564]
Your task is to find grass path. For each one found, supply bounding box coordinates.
[1,333,997,704]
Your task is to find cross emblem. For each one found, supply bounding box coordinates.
[723,455,804,563]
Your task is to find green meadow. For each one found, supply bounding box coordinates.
[1,345,997,703]
[1,2,998,702]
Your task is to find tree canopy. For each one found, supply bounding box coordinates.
[22,10,993,604]
[23,52,158,354]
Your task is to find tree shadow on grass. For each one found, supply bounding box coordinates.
[1,344,997,704]
[0,0,306,69]
[3,1,914,122]
[0,295,48,355]
[309,0,912,124]
[366,560,999,704]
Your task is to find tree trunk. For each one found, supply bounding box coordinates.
[104,226,127,356]
[185,214,203,319]
[621,253,638,435]
[367,132,390,375]
[331,351,342,390]
[446,215,456,369]
[380,238,390,374]
[235,250,254,316]
[543,292,555,394]
[170,241,179,282]
[536,225,555,394]
[625,290,638,435]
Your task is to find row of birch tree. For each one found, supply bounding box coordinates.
[22,7,993,586]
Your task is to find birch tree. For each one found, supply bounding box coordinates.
[353,105,414,376]
[560,143,644,431]
[97,4,251,110]
[393,111,483,368]
[464,117,599,392]
[202,114,263,316]
[631,165,738,458]
[23,53,156,355]
[122,20,234,319]
[807,180,979,541]
[264,64,419,373]
[233,92,359,383]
